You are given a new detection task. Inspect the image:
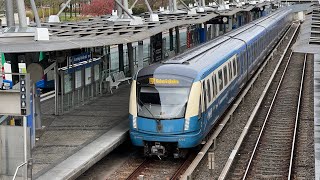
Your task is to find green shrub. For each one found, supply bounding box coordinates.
[132,6,147,15]
[26,11,34,20]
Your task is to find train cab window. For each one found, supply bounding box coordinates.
[233,59,237,76]
[218,70,223,91]
[207,79,211,102]
[228,62,232,80]
[223,66,228,86]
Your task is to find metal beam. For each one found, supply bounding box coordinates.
[114,0,135,19]
[123,0,129,18]
[30,0,41,27]
[5,0,15,27]
[178,0,191,11]
[144,0,153,14]
[127,43,134,77]
[130,0,139,9]
[118,44,124,72]
[16,0,28,27]
[57,0,72,16]
[175,26,180,54]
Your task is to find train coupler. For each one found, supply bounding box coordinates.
[144,142,166,158]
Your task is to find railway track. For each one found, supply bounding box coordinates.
[221,23,305,179]
[292,54,315,179]
[125,152,197,180]
[182,22,300,180]
[243,53,306,179]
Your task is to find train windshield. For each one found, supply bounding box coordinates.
[137,75,193,119]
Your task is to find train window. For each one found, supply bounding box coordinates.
[233,59,237,76]
[223,66,228,86]
[212,74,217,98]
[228,62,232,80]
[218,70,223,91]
[203,82,207,110]
[240,52,243,74]
[207,79,211,103]
[255,41,257,58]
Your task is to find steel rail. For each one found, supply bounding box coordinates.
[126,153,195,180]
[181,22,297,180]
[125,159,149,180]
[242,27,301,179]
[218,22,300,180]
[288,53,307,180]
[241,51,293,179]
[170,152,197,180]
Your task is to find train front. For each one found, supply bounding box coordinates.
[129,68,203,158]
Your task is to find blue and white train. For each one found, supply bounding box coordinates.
[129,8,293,157]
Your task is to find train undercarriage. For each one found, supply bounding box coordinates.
[144,142,188,159]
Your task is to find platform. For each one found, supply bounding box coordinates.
[314,54,320,180]
[32,85,130,179]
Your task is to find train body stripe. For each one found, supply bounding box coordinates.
[129,80,137,117]
[185,82,201,118]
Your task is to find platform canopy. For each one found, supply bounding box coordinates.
[0,2,272,53]
[293,4,320,54]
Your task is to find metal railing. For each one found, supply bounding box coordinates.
[12,158,32,180]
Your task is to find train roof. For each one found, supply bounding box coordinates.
[136,7,291,82]
[137,38,245,81]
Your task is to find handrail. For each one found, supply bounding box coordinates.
[12,161,28,180]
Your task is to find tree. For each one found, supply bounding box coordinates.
[81,0,113,16]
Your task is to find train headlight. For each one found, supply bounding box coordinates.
[184,118,190,131]
[133,116,137,129]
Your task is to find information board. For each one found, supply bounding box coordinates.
[94,64,100,81]
[85,67,92,86]
[151,33,163,63]
[75,70,82,89]
[64,73,72,94]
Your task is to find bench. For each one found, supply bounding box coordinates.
[112,71,131,85]
[105,76,120,94]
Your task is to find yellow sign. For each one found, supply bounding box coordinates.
[149,78,179,85]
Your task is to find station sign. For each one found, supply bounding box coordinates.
[67,52,93,73]
[71,52,92,64]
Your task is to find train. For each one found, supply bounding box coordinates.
[129,7,293,158]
